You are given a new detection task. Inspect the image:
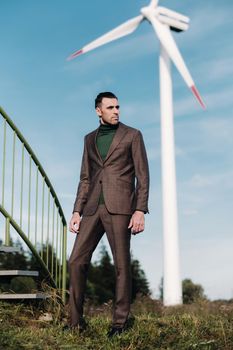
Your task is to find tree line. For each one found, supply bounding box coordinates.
[0,239,206,304]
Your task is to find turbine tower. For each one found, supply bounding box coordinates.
[67,0,205,306]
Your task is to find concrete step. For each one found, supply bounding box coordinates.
[0,270,39,277]
[0,293,48,300]
[0,246,21,253]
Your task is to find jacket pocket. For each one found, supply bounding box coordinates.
[117,178,133,192]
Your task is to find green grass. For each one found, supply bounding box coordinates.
[0,296,233,350]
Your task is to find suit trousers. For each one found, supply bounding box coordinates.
[68,204,132,327]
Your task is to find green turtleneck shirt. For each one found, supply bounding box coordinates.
[96,123,119,204]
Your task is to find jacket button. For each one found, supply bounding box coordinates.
[99,180,102,184]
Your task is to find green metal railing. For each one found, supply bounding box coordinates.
[0,107,67,302]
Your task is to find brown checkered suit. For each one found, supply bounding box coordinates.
[69,122,149,327]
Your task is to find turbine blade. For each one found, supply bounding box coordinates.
[151,17,205,108]
[67,15,143,61]
[191,86,206,109]
[158,6,190,24]
[157,15,189,32]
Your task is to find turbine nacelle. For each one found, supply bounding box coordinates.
[141,6,190,32]
[140,6,152,18]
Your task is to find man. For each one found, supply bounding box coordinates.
[68,91,149,337]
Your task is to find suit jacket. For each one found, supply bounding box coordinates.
[73,122,149,216]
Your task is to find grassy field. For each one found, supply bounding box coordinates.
[0,296,233,350]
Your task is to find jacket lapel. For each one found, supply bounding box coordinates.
[104,122,128,163]
[88,128,103,165]
[94,128,103,164]
[90,122,128,164]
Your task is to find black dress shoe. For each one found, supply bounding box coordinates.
[107,326,124,338]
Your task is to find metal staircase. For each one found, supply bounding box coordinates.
[0,107,67,302]
[0,261,45,299]
[0,246,20,253]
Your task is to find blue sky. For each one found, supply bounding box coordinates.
[0,0,232,300]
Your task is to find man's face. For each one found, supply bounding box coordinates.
[96,97,120,125]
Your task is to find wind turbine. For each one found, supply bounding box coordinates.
[67,0,205,306]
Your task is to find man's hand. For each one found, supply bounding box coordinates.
[128,210,145,235]
[69,212,81,233]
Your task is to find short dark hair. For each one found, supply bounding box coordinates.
[95,92,118,108]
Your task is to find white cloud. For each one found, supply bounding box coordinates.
[199,117,233,145]
[187,173,215,188]
[146,146,160,161]
[196,57,233,84]
[205,89,233,110]
[175,146,186,157]
[182,209,198,216]
[122,100,159,124]
[181,236,233,300]
[183,170,233,189]
[174,86,233,117]
[65,77,114,103]
[57,192,75,200]
[178,5,233,45]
